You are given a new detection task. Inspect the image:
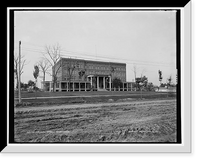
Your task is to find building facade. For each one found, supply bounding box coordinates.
[45,58,135,92]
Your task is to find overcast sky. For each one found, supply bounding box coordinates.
[14,10,177,87]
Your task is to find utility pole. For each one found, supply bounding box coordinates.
[18,41,21,103]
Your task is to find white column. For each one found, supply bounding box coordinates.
[97,76,99,90]
[109,76,111,91]
[131,83,133,91]
[103,77,105,89]
[123,83,124,91]
[79,82,81,91]
[59,82,62,92]
[67,82,68,92]
[90,77,93,86]
[85,82,87,91]
[73,82,75,91]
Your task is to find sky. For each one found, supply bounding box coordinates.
[14,10,177,87]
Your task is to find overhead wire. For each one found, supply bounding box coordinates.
[14,42,176,68]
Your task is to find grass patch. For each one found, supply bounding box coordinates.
[15,92,176,108]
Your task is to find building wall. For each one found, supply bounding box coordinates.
[52,59,62,81]
[55,58,126,82]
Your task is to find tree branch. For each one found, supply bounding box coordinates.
[20,59,26,74]
[45,46,55,63]
[54,61,62,76]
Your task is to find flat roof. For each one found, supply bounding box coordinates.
[61,57,126,65]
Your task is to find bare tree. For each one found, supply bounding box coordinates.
[109,65,116,90]
[78,60,88,81]
[14,54,26,89]
[140,68,146,78]
[43,43,62,92]
[77,61,88,91]
[37,58,51,90]
[65,58,79,91]
[133,65,146,82]
[167,75,172,88]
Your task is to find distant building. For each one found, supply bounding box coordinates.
[44,57,136,92]
[155,86,176,92]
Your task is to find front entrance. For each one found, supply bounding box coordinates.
[87,75,111,91]
[99,77,103,89]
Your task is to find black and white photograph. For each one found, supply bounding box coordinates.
[13,9,179,143]
[2,2,192,153]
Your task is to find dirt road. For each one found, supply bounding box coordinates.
[14,99,177,143]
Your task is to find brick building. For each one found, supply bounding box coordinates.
[45,57,134,91]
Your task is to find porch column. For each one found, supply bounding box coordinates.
[109,76,111,91]
[67,82,68,92]
[73,82,75,92]
[59,82,62,92]
[123,83,124,91]
[79,82,81,91]
[103,77,105,89]
[97,76,99,90]
[85,82,87,91]
[90,77,93,86]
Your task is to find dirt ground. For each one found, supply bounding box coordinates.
[14,99,177,143]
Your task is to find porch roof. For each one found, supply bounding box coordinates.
[87,74,111,77]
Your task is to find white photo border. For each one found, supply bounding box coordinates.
[3,2,191,153]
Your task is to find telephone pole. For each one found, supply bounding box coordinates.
[18,41,21,103]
